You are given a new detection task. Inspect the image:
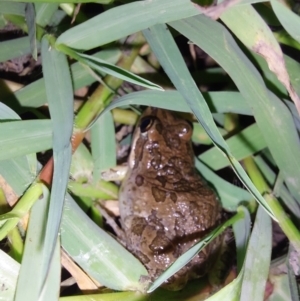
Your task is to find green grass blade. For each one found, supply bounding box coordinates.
[74,52,163,91]
[199,124,266,170]
[40,35,73,292]
[100,90,252,115]
[254,155,300,219]
[0,250,20,301]
[91,111,116,182]
[0,103,35,196]
[59,291,148,301]
[61,194,149,292]
[35,3,59,27]
[0,120,52,161]
[271,0,300,44]
[143,23,275,219]
[220,4,300,115]
[24,3,37,60]
[14,186,60,301]
[232,206,251,272]
[0,2,25,16]
[196,160,252,211]
[0,37,31,63]
[56,0,199,50]
[240,206,272,301]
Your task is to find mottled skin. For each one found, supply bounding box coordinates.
[119,108,222,290]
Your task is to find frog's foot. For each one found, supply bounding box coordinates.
[101,165,128,182]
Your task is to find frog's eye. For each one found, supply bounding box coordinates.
[139,116,155,133]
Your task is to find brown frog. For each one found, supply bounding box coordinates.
[119,107,223,290]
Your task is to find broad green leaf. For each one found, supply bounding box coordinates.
[0,120,52,161]
[40,36,73,291]
[143,23,275,219]
[61,194,149,292]
[240,206,272,301]
[170,15,300,202]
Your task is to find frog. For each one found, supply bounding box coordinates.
[118,107,223,291]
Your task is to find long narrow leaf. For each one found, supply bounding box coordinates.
[40,35,73,293]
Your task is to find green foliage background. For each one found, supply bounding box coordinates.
[0,0,300,300]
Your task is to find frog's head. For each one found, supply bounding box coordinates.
[129,107,195,175]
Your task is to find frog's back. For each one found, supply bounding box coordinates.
[119,108,222,290]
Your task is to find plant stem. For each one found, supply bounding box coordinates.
[244,156,300,252]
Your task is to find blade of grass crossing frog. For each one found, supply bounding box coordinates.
[61,194,149,291]
[75,52,163,91]
[220,4,300,116]
[195,159,252,211]
[40,36,73,292]
[91,110,116,182]
[0,37,31,63]
[0,120,52,161]
[25,3,37,60]
[56,0,199,51]
[271,0,300,44]
[240,206,272,301]
[147,212,244,293]
[199,123,267,170]
[15,186,60,301]
[143,24,275,219]
[35,3,59,27]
